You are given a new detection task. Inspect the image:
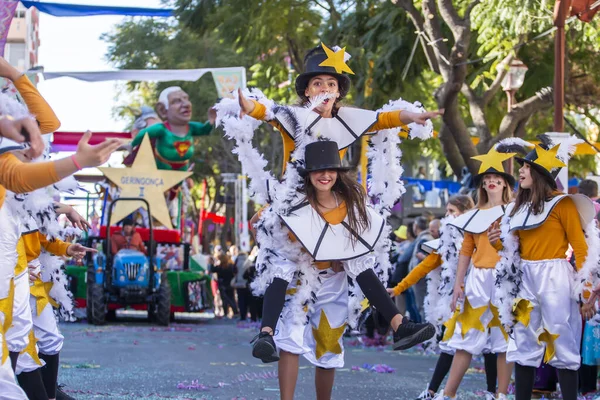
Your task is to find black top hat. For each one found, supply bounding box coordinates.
[472,168,516,189]
[295,45,352,100]
[299,141,350,176]
[514,135,564,189]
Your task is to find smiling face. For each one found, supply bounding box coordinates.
[166,90,192,125]
[309,169,338,193]
[304,74,339,114]
[519,163,533,189]
[482,173,506,195]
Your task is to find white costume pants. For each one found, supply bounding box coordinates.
[506,259,581,370]
[6,271,32,353]
[448,267,507,355]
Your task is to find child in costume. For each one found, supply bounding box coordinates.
[388,195,504,400]
[489,134,599,400]
[435,143,522,400]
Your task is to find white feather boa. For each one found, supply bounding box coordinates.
[572,220,600,301]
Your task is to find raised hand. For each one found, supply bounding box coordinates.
[238,88,256,118]
[72,131,123,169]
[0,116,44,159]
[66,243,97,260]
[487,221,501,246]
[401,109,444,126]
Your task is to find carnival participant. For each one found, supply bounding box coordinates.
[489,135,598,400]
[435,144,521,400]
[250,141,435,366]
[237,43,442,174]
[387,195,503,400]
[130,87,216,171]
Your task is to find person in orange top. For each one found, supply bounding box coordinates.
[436,144,518,400]
[488,135,597,400]
[388,195,505,400]
[110,218,147,255]
[237,43,442,175]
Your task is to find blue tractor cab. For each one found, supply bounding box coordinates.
[87,198,171,325]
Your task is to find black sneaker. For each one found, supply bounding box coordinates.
[250,332,280,363]
[392,319,435,350]
[56,384,77,400]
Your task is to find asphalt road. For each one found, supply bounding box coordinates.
[55,312,491,400]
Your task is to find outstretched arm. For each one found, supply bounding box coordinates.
[387,252,442,296]
[131,124,164,147]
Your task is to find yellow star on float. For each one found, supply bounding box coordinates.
[533,144,566,172]
[513,298,534,328]
[471,148,515,174]
[442,308,460,342]
[456,297,487,338]
[318,43,354,75]
[488,304,508,342]
[0,278,15,333]
[312,309,346,360]
[30,278,58,316]
[537,328,560,364]
[99,135,192,229]
[20,330,42,366]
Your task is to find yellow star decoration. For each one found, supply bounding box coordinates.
[471,147,515,175]
[537,328,560,364]
[0,278,15,334]
[533,144,566,172]
[1,331,8,366]
[456,297,487,338]
[360,298,370,312]
[30,278,58,316]
[99,135,192,229]
[20,330,42,366]
[312,309,346,360]
[318,43,354,75]
[513,298,534,328]
[488,304,508,342]
[442,307,460,342]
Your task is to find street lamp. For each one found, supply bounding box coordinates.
[497,58,528,109]
[497,58,528,175]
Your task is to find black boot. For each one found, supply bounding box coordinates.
[17,370,49,400]
[39,353,60,399]
[56,384,77,400]
[250,331,280,363]
[355,269,435,350]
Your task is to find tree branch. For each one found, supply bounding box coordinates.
[464,0,482,20]
[483,53,514,105]
[493,87,554,145]
[437,0,464,39]
[422,0,451,77]
[311,0,330,12]
[461,84,492,150]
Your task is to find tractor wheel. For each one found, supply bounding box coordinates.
[153,280,171,326]
[86,266,94,322]
[88,283,106,325]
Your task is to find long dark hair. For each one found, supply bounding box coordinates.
[510,166,560,217]
[303,170,370,237]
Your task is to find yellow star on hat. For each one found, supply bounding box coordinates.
[30,278,58,316]
[318,43,354,75]
[533,144,566,172]
[0,278,15,333]
[456,297,487,338]
[99,135,192,229]
[312,309,346,360]
[537,328,560,364]
[513,298,534,328]
[20,330,42,366]
[471,147,515,174]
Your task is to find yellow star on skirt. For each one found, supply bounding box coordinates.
[513,298,534,328]
[20,330,42,366]
[456,297,487,338]
[0,278,15,334]
[488,304,508,342]
[312,309,346,360]
[30,278,58,316]
[1,333,8,365]
[443,307,460,342]
[537,328,560,364]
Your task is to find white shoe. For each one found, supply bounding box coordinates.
[496,394,508,400]
[483,391,495,400]
[432,391,455,400]
[416,388,434,399]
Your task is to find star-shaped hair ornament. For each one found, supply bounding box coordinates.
[471,147,515,174]
[318,43,354,75]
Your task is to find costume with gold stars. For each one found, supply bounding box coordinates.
[444,145,515,356]
[494,134,599,371]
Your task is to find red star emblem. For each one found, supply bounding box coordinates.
[174,141,191,158]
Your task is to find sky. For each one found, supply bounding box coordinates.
[36,0,165,133]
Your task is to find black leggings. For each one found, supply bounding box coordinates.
[515,364,578,400]
[428,352,497,394]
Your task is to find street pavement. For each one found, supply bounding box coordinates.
[56,312,490,400]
